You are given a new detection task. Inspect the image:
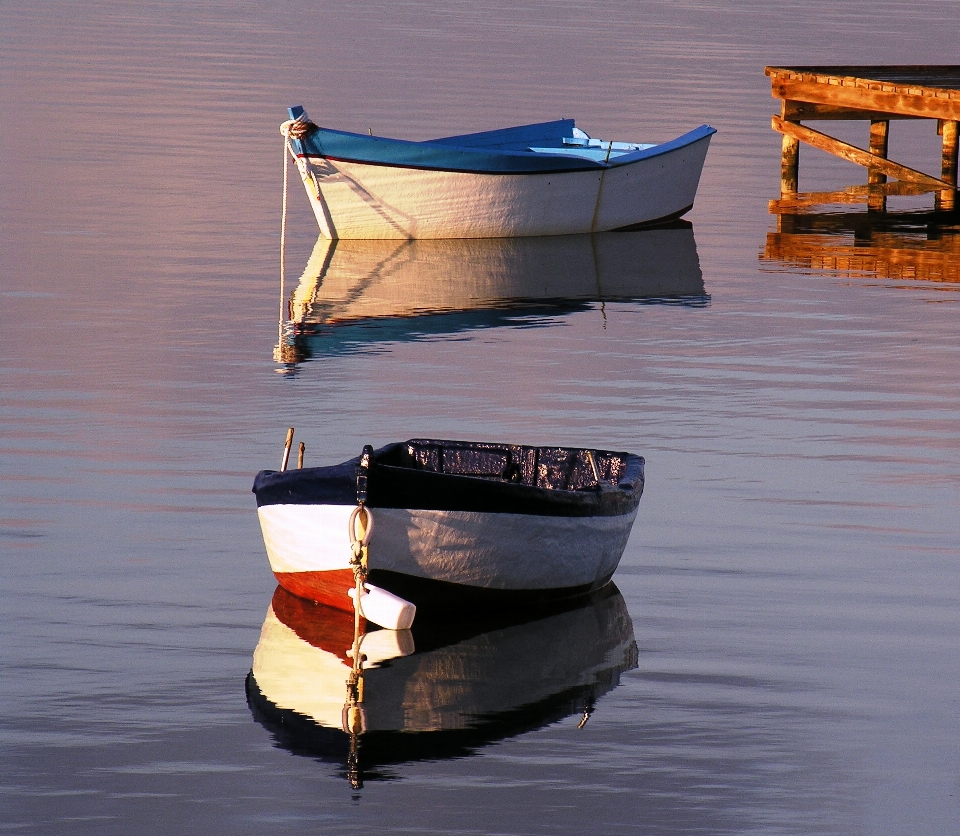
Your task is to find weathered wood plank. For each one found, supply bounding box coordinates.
[766,64,960,79]
[771,79,960,121]
[782,100,922,121]
[772,116,953,189]
[766,65,960,92]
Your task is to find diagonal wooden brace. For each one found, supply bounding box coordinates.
[772,116,956,190]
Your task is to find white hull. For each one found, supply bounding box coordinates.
[295,134,712,239]
[257,503,637,591]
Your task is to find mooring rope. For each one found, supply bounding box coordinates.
[279,131,290,329]
[344,602,367,789]
[342,508,370,790]
[342,444,375,790]
[589,141,616,233]
[280,115,314,140]
[278,116,315,330]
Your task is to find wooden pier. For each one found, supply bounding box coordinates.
[766,66,960,210]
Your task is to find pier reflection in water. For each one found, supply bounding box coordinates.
[274,225,707,366]
[761,187,960,284]
[246,585,637,787]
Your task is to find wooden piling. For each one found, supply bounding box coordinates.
[943,120,960,183]
[939,119,958,210]
[867,120,889,183]
[867,119,890,210]
[781,134,800,194]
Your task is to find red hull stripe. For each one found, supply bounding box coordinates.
[273,567,614,619]
[274,569,356,613]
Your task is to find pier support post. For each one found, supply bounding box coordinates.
[942,120,959,184]
[937,120,958,211]
[868,120,889,184]
[867,120,889,211]
[781,133,799,194]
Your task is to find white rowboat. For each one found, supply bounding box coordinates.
[282,106,715,239]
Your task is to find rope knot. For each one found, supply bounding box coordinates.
[280,115,316,139]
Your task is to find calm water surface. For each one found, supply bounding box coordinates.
[2,1,959,833]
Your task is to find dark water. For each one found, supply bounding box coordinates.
[2,1,959,833]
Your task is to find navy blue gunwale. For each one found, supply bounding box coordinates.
[295,131,604,174]
[286,107,715,176]
[253,440,644,518]
[295,151,600,176]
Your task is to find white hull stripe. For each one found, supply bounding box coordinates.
[257,504,637,591]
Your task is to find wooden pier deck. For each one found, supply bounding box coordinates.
[766,66,960,209]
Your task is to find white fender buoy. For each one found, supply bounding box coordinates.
[348,583,416,631]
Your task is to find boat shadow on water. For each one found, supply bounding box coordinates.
[274,224,708,368]
[245,584,637,787]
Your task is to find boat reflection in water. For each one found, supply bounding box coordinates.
[274,224,707,367]
[761,187,960,284]
[246,584,638,787]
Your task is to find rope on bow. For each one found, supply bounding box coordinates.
[342,444,375,789]
[277,113,319,346]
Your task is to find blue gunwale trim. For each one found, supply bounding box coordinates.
[286,107,715,176]
[295,129,604,174]
[295,152,602,176]
[604,124,716,165]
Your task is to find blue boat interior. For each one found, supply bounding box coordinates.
[286,106,715,174]
[427,119,578,151]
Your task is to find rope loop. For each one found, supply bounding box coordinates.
[348,505,374,558]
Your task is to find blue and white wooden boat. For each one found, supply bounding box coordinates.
[253,438,644,625]
[282,106,716,239]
